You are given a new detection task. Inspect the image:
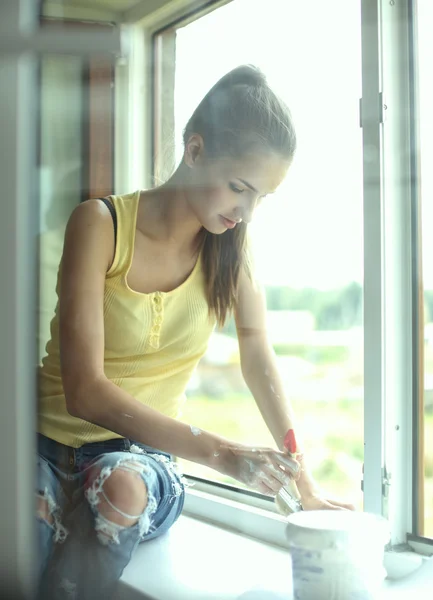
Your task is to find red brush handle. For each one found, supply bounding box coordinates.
[284,429,297,454]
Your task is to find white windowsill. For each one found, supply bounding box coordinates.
[114,514,433,600]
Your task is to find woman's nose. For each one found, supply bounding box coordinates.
[239,194,259,224]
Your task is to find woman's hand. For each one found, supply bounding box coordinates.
[293,455,356,511]
[299,489,356,511]
[216,443,301,496]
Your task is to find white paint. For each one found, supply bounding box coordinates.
[257,470,274,487]
[244,459,256,474]
[123,413,133,418]
[267,382,280,399]
[286,511,390,599]
[213,451,220,457]
[190,425,202,436]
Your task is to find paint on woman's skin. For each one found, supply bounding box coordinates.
[244,458,256,474]
[257,470,275,487]
[123,413,133,418]
[270,384,280,399]
[213,451,220,457]
[190,425,202,436]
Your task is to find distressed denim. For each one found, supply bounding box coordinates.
[36,434,185,600]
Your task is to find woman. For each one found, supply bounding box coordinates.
[37,65,353,600]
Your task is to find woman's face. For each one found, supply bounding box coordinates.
[185,141,291,234]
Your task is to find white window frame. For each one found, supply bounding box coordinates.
[124,0,433,560]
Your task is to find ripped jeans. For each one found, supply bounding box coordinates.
[36,434,185,600]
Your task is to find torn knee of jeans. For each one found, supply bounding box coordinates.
[85,459,148,509]
[85,465,113,508]
[85,459,158,544]
[138,493,158,538]
[94,513,125,546]
[93,492,158,545]
[36,488,68,543]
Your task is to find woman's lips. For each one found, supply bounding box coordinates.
[220,215,237,229]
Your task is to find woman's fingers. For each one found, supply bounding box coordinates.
[324,498,356,511]
[262,463,292,489]
[272,452,301,481]
[300,494,353,512]
[251,466,281,493]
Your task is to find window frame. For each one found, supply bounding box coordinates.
[407,0,426,542]
[138,0,433,557]
[40,19,117,202]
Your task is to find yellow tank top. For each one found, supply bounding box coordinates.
[38,190,216,448]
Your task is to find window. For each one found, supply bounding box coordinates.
[3,8,433,598]
[155,0,364,510]
[38,54,84,360]
[417,0,433,539]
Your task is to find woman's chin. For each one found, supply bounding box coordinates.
[202,220,228,235]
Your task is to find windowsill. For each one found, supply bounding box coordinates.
[115,514,433,600]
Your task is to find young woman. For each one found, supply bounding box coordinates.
[37,65,353,600]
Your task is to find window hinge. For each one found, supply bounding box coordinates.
[359,93,387,128]
[360,464,391,497]
[382,466,391,498]
[379,92,387,124]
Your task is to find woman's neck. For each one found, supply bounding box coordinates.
[137,167,204,254]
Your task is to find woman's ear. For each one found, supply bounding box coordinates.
[184,134,205,168]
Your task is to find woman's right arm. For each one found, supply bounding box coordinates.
[59,200,299,492]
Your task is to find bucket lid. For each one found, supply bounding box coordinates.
[286,510,390,550]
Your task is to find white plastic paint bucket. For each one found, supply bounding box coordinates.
[286,510,390,600]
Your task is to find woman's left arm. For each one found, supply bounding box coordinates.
[234,268,355,510]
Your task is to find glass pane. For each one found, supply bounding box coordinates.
[38,55,84,362]
[418,0,433,538]
[173,0,364,508]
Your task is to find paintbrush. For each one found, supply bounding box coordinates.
[275,429,303,515]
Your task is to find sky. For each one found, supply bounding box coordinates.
[173,0,432,290]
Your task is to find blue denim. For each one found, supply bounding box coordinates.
[36,434,185,600]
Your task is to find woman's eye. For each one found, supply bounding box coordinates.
[229,183,244,194]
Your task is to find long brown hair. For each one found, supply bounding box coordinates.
[183,65,297,327]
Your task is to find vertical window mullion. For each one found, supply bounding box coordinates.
[361,0,386,517]
[0,0,39,595]
[408,0,426,540]
[380,0,415,545]
[0,1,125,595]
